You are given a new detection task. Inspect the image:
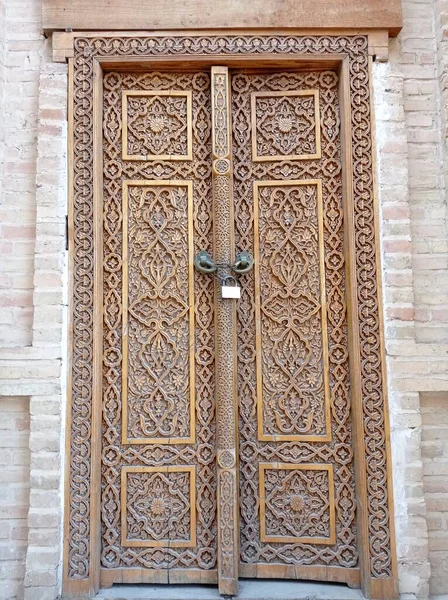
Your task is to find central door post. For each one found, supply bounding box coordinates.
[211,66,239,596]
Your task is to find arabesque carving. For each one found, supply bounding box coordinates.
[122,181,195,444]
[260,463,335,544]
[100,71,216,575]
[122,466,195,547]
[252,90,320,161]
[123,90,192,160]
[232,70,357,570]
[211,66,239,594]
[68,35,393,589]
[254,180,330,441]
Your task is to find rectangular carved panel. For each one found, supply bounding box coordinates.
[254,179,331,442]
[122,180,195,445]
[259,463,335,545]
[251,91,321,161]
[122,91,192,161]
[121,466,196,547]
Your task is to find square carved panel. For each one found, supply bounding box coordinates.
[251,90,321,161]
[259,463,335,545]
[122,90,193,161]
[121,466,196,548]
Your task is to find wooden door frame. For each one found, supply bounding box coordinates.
[63,31,398,600]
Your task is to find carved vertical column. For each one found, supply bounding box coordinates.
[211,66,239,596]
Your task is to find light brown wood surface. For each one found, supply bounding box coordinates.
[211,65,239,597]
[64,37,398,598]
[43,0,402,34]
[51,32,391,63]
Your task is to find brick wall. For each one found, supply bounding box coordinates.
[374,56,431,598]
[0,0,6,210]
[0,0,44,348]
[0,0,66,596]
[373,0,448,596]
[1,0,448,598]
[404,0,448,345]
[0,398,30,600]
[421,392,448,596]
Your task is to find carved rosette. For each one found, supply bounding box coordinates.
[123,90,192,160]
[259,464,335,544]
[251,90,320,161]
[68,34,394,589]
[122,467,196,547]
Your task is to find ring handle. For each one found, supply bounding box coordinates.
[194,250,217,274]
[232,251,254,275]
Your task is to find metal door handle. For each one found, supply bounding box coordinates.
[231,251,254,275]
[194,250,217,274]
[194,250,254,275]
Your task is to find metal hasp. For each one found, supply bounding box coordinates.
[194,250,253,275]
[232,250,254,275]
[194,250,217,274]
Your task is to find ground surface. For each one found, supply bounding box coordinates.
[95,580,366,600]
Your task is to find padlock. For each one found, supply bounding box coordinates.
[221,276,241,299]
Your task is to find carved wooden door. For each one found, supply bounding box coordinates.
[100,66,358,592]
[101,71,219,586]
[232,70,358,584]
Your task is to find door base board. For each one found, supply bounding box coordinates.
[94,580,365,600]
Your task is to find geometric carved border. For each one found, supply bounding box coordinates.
[121,466,196,548]
[68,34,395,588]
[122,90,193,161]
[259,463,335,545]
[253,179,332,442]
[121,180,196,445]
[251,90,321,161]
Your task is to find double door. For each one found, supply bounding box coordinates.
[101,65,357,594]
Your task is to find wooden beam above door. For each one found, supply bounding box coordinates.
[42,0,402,35]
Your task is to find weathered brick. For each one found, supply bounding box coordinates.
[0,2,447,600]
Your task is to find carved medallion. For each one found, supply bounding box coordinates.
[251,90,321,161]
[122,466,196,547]
[123,90,192,160]
[260,463,335,544]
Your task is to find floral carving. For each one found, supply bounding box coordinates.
[255,182,329,439]
[124,92,191,159]
[123,468,194,546]
[252,91,319,160]
[211,67,239,588]
[260,465,334,543]
[124,183,193,442]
